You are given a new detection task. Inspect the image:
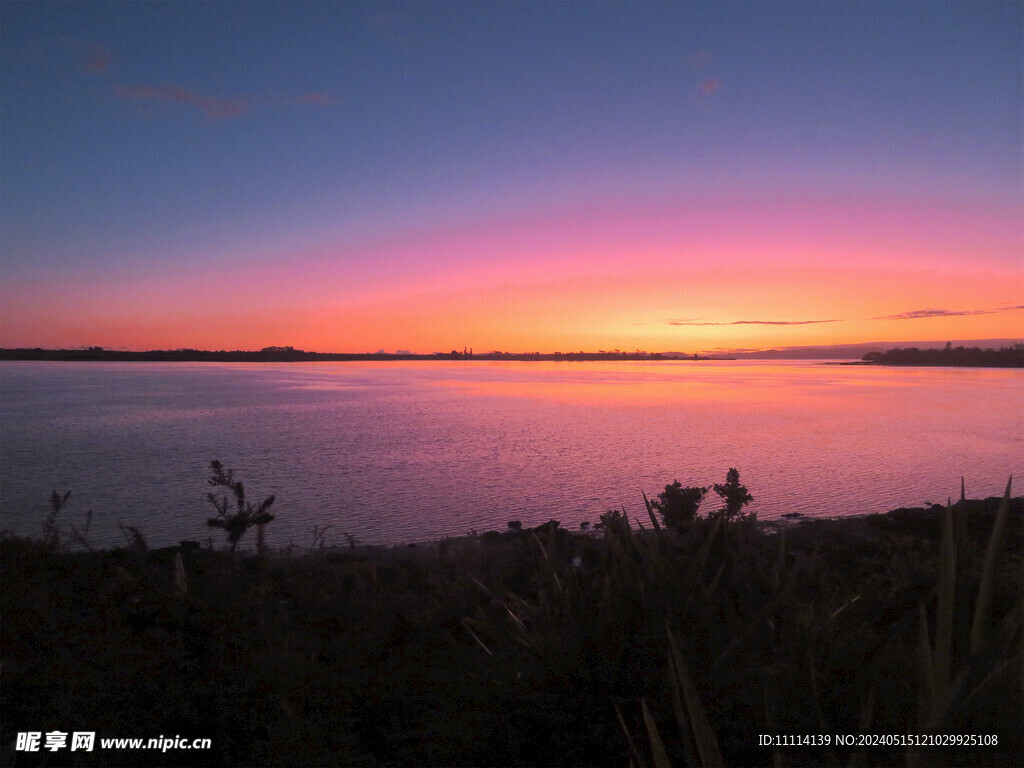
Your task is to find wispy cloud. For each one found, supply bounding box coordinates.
[670,305,1023,327]
[70,40,333,121]
[83,43,112,74]
[116,83,337,120]
[116,84,249,119]
[666,318,841,326]
[874,308,995,320]
[65,39,113,74]
[697,78,720,94]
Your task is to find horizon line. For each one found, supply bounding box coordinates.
[3,337,1023,358]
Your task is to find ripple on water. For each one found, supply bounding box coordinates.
[1,360,1020,548]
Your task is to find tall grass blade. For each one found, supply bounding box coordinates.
[638,492,682,588]
[774,526,786,590]
[970,476,1013,655]
[682,514,723,614]
[641,699,672,768]
[917,602,935,722]
[955,477,969,548]
[953,479,972,667]
[934,498,956,700]
[643,491,663,534]
[529,529,549,561]
[173,551,187,596]
[505,605,528,632]
[666,625,723,768]
[806,649,829,735]
[615,702,647,768]
[528,527,564,601]
[69,509,94,551]
[827,595,861,623]
[461,618,493,657]
[546,518,559,558]
[467,573,498,599]
[935,644,1020,732]
[668,651,700,768]
[846,685,875,768]
[700,561,726,601]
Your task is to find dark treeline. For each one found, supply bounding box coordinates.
[0,346,727,363]
[863,343,1024,368]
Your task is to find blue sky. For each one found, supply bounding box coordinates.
[2,1,1021,351]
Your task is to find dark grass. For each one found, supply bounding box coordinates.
[2,496,1022,767]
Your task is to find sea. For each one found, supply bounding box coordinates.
[1,360,1021,549]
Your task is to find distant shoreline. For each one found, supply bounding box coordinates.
[2,344,1021,366]
[0,348,731,363]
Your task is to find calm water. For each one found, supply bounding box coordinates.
[1,360,1021,549]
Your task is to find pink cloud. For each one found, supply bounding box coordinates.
[698,78,720,94]
[65,39,113,74]
[116,83,249,119]
[874,308,996,321]
[666,318,841,326]
[84,43,112,74]
[116,83,336,119]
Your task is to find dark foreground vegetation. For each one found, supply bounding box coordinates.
[2,479,1022,767]
[863,344,1024,368]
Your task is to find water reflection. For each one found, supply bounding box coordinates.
[1,360,1020,549]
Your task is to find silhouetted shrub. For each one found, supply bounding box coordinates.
[712,467,754,521]
[596,508,627,532]
[41,491,71,551]
[651,480,708,528]
[206,459,275,553]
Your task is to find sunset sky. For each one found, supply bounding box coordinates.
[2,1,1021,354]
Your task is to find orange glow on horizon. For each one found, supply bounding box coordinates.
[2,195,1020,353]
[3,264,1021,353]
